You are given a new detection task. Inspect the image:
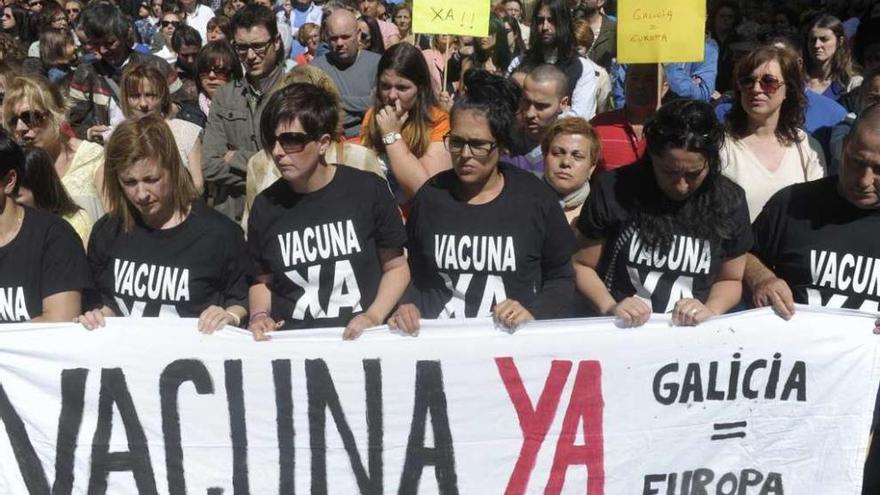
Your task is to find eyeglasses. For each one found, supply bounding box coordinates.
[27,0,44,7]
[160,20,181,28]
[444,134,498,157]
[737,74,785,94]
[7,110,46,129]
[275,131,318,153]
[359,31,370,42]
[199,65,230,78]
[233,38,274,56]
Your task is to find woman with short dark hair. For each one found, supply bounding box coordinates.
[196,40,241,116]
[248,82,409,338]
[574,99,752,327]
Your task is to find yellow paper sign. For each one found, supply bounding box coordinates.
[617,0,707,63]
[412,0,490,37]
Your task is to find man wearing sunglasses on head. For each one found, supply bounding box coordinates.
[202,4,285,222]
[67,2,183,142]
[312,8,380,139]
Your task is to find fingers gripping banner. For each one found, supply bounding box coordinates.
[0,307,877,494]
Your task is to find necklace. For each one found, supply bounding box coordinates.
[0,207,23,247]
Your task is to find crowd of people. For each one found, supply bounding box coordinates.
[0,0,878,346]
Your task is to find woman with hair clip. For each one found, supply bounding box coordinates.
[247,82,409,338]
[387,70,576,333]
[461,15,513,76]
[2,74,105,222]
[804,15,862,102]
[0,129,91,323]
[16,146,92,244]
[573,99,752,327]
[721,45,825,221]
[361,41,452,204]
[77,114,250,333]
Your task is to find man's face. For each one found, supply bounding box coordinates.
[87,34,128,67]
[535,6,555,46]
[519,76,566,139]
[233,25,279,79]
[504,1,520,21]
[176,43,199,70]
[840,126,880,210]
[625,64,666,109]
[326,12,360,64]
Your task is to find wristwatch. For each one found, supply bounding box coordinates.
[382,132,402,145]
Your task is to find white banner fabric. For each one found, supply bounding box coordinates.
[0,306,877,494]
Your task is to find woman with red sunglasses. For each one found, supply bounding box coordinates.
[720,45,826,222]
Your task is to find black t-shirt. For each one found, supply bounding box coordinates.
[0,207,91,322]
[577,165,753,313]
[87,200,250,317]
[247,166,406,330]
[403,163,576,319]
[753,176,880,311]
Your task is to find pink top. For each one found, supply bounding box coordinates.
[377,20,400,48]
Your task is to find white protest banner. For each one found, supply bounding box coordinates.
[0,306,877,494]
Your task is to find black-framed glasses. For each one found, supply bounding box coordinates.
[737,74,785,94]
[275,131,318,153]
[233,38,274,56]
[7,110,46,129]
[160,20,181,28]
[443,133,498,157]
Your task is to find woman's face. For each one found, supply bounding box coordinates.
[2,8,15,30]
[207,24,226,42]
[65,1,81,23]
[357,19,371,49]
[378,69,417,113]
[504,21,516,52]
[809,27,838,64]
[478,32,496,51]
[738,59,786,122]
[714,6,735,33]
[543,133,596,196]
[149,0,161,17]
[651,147,709,201]
[304,29,319,53]
[118,157,174,224]
[199,63,230,99]
[393,8,410,33]
[127,80,162,118]
[448,109,500,186]
[9,100,52,149]
[50,10,68,30]
[160,13,180,43]
[271,118,326,183]
[435,34,450,53]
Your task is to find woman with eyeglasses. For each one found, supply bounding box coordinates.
[119,62,204,193]
[804,15,861,102]
[247,82,409,339]
[77,113,250,332]
[720,45,825,222]
[154,8,182,64]
[357,15,384,55]
[2,74,105,222]
[573,99,752,327]
[387,70,575,333]
[0,128,91,324]
[196,40,241,117]
[64,0,82,26]
[361,42,451,204]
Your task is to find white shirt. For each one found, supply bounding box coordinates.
[185,4,215,44]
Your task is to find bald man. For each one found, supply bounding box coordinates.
[744,103,880,325]
[312,9,380,138]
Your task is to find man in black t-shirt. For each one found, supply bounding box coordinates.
[745,103,880,333]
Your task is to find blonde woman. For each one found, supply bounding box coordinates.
[78,114,249,332]
[2,73,105,221]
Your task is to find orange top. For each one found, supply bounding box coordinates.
[360,106,450,150]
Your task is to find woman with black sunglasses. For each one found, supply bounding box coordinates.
[387,70,575,333]
[573,99,752,328]
[720,45,825,222]
[247,82,409,339]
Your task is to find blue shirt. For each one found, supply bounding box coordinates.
[714,89,846,135]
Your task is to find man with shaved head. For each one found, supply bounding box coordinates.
[312,8,380,138]
[743,103,880,329]
[506,64,571,175]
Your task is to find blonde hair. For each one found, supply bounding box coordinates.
[103,114,198,232]
[1,74,67,139]
[121,62,173,118]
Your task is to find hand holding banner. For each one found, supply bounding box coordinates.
[617,0,707,63]
[413,0,490,37]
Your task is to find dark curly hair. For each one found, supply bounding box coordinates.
[450,69,521,152]
[623,99,745,250]
[725,45,806,146]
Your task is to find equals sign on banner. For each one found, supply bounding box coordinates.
[711,421,747,441]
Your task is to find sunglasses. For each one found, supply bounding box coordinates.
[160,20,181,27]
[275,131,317,153]
[28,0,44,7]
[737,74,785,94]
[7,110,46,129]
[200,65,230,77]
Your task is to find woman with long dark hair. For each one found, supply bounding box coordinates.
[387,70,575,332]
[804,14,861,101]
[361,42,451,203]
[573,99,752,327]
[462,15,512,76]
[357,15,385,55]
